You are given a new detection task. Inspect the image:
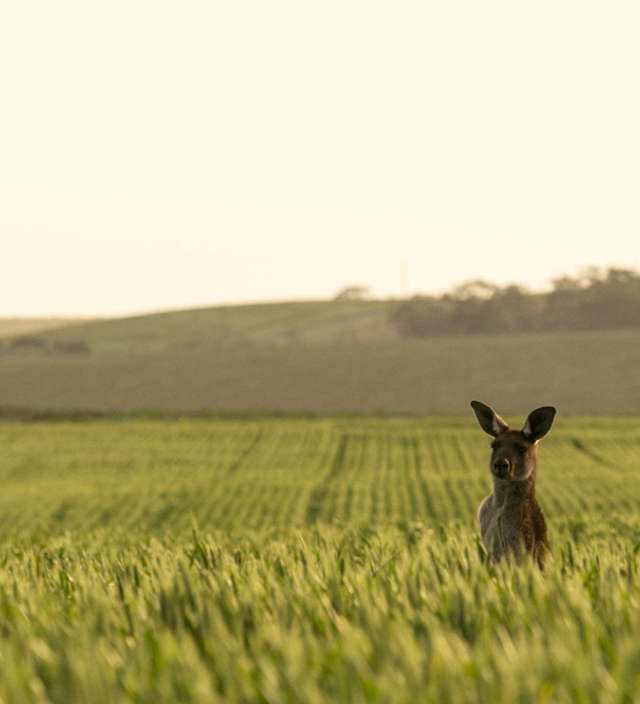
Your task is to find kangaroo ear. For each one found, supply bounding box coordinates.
[470,401,509,438]
[522,406,556,442]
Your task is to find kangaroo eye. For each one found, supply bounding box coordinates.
[517,445,526,454]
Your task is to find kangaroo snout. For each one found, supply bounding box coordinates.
[493,458,510,478]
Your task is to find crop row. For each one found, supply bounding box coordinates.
[0,417,638,537]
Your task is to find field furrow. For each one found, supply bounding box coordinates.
[304,433,348,525]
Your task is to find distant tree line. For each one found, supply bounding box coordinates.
[389,267,640,336]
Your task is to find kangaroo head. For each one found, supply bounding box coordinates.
[470,401,556,482]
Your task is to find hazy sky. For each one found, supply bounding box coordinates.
[2,1,639,316]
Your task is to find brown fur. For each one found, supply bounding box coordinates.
[471,402,555,569]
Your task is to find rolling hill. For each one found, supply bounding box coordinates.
[0,317,90,338]
[0,300,639,415]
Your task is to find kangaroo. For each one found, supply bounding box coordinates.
[470,400,556,568]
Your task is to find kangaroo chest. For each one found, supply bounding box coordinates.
[478,493,536,558]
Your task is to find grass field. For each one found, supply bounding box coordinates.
[0,415,639,701]
[2,299,640,415]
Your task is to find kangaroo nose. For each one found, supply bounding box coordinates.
[494,458,510,477]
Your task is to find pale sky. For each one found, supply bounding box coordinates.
[2,1,639,316]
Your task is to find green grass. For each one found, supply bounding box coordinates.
[2,300,640,414]
[0,416,639,701]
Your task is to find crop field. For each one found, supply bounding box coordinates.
[0,416,639,702]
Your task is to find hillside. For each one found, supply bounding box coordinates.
[0,317,89,338]
[6,300,395,350]
[0,300,639,415]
